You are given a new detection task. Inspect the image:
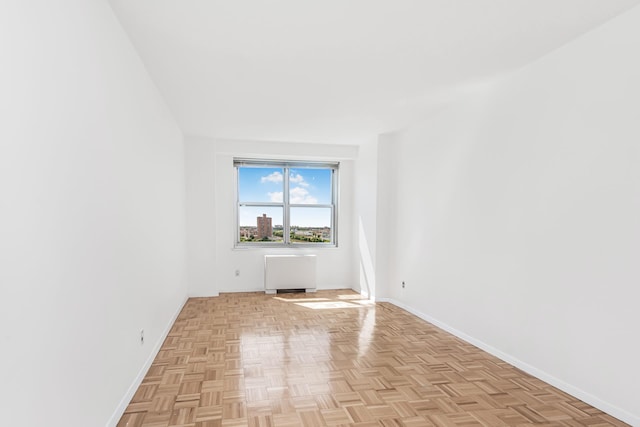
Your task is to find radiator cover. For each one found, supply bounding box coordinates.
[264,255,317,293]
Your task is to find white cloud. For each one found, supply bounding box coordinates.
[261,171,283,183]
[262,172,316,204]
[268,191,283,202]
[290,173,309,187]
[290,186,318,204]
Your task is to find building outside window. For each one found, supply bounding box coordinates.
[234,159,339,246]
[256,214,272,240]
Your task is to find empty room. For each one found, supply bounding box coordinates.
[2,1,639,426]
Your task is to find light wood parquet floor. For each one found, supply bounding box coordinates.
[117,290,628,427]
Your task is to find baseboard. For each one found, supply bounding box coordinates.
[188,291,220,297]
[105,295,189,427]
[376,297,639,427]
[213,285,355,295]
[316,284,358,291]
[351,286,370,299]
[217,287,265,294]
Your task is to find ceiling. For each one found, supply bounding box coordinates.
[109,0,639,145]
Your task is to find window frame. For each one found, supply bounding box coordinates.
[234,158,339,248]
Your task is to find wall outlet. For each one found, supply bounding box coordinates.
[235,269,240,277]
[402,281,406,288]
[140,329,144,345]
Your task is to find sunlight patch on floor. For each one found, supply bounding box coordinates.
[337,294,366,300]
[352,299,375,306]
[295,301,362,310]
[272,297,330,303]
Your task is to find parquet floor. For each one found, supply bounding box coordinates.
[117,290,628,427]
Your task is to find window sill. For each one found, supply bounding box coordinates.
[233,243,338,250]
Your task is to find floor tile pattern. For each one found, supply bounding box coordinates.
[117,290,628,427]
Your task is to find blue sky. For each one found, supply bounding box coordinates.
[238,167,332,227]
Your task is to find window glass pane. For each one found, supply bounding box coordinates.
[238,167,284,203]
[290,207,332,243]
[289,168,332,205]
[238,206,284,243]
[235,160,338,246]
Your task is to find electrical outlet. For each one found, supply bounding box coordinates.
[402,281,405,288]
[140,329,144,345]
[235,269,240,277]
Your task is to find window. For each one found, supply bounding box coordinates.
[235,159,338,246]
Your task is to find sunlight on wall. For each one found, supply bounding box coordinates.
[358,216,376,299]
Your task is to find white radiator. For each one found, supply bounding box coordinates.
[264,255,317,293]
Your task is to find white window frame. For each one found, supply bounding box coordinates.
[234,158,339,248]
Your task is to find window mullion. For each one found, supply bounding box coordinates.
[235,165,240,244]
[332,168,337,245]
[284,167,290,245]
[239,202,284,207]
[288,204,333,208]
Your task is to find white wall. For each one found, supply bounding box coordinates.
[378,5,640,425]
[0,2,187,426]
[354,139,378,298]
[185,139,217,296]
[186,137,359,296]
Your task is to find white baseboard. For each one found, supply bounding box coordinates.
[188,291,220,297]
[217,287,265,294]
[212,285,355,295]
[376,297,639,427]
[318,284,356,291]
[352,286,370,299]
[105,295,189,427]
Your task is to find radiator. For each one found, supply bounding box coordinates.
[264,255,317,293]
